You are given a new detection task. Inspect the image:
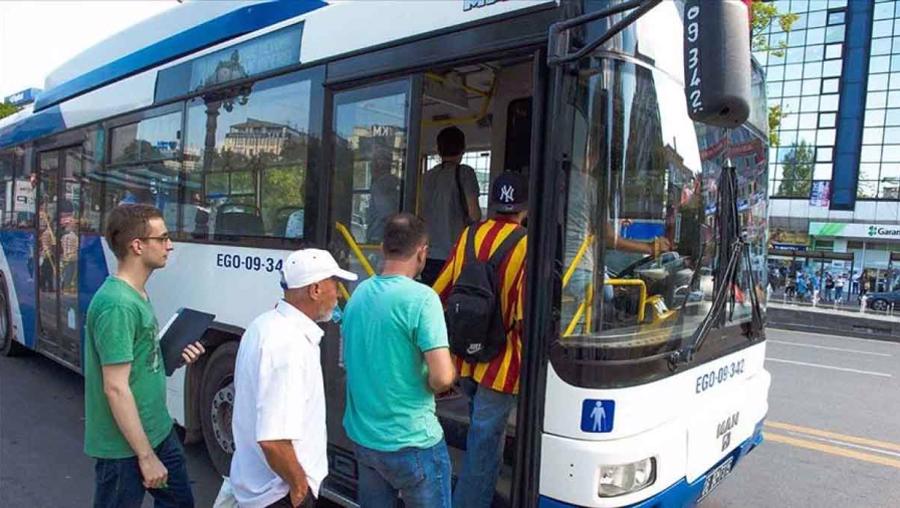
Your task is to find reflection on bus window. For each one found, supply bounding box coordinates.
[330,80,409,281]
[110,112,182,164]
[183,71,315,240]
[560,59,767,357]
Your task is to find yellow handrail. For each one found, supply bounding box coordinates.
[334,221,375,278]
[563,278,648,338]
[606,279,647,323]
[338,282,351,302]
[562,234,594,289]
[564,299,587,337]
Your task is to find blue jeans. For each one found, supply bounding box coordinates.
[452,377,517,508]
[93,428,194,508]
[354,439,451,508]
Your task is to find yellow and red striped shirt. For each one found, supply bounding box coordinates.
[433,218,527,394]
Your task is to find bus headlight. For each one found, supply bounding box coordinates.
[597,457,656,497]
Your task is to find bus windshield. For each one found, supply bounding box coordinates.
[554,56,768,388]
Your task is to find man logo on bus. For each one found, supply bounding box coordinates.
[463,0,507,12]
[581,399,615,433]
[499,184,515,203]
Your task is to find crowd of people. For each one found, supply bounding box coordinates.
[768,266,892,305]
[82,126,536,508]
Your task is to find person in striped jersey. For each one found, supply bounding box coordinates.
[432,171,529,508]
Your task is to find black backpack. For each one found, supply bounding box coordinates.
[446,224,526,363]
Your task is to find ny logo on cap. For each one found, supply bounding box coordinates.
[500,184,515,203]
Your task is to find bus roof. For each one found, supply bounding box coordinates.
[1,0,555,149]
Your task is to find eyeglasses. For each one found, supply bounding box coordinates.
[140,234,172,243]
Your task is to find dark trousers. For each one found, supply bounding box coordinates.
[420,258,447,287]
[93,428,194,508]
[268,491,316,507]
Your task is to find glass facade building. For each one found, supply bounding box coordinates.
[757,0,900,294]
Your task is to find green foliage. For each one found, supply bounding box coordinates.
[751,2,799,57]
[768,104,786,147]
[0,102,20,120]
[751,2,797,147]
[777,141,814,197]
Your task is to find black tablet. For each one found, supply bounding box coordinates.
[159,308,216,376]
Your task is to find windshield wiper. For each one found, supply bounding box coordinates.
[670,161,764,367]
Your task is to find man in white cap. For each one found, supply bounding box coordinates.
[230,249,357,508]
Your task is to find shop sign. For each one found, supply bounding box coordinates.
[809,222,900,240]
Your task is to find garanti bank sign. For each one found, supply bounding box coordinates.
[809,222,900,240]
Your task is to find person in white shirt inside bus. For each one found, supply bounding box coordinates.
[229,249,357,508]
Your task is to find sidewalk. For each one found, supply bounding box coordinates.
[766,300,900,342]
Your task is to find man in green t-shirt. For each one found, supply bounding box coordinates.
[84,204,205,507]
[342,213,457,508]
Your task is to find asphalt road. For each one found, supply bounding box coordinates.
[2,328,899,507]
[706,329,900,507]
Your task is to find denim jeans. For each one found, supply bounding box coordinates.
[354,439,451,508]
[93,428,194,508]
[452,377,517,508]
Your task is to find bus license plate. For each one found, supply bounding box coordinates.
[699,456,733,501]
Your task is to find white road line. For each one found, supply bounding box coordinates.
[785,431,900,459]
[768,340,892,357]
[768,328,900,348]
[766,357,893,377]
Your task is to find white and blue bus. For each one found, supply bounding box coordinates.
[0,0,770,505]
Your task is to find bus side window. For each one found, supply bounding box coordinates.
[182,71,316,241]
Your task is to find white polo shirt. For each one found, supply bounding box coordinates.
[230,300,327,507]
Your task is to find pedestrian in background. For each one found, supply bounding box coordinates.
[230,249,356,507]
[84,204,205,508]
[342,213,456,508]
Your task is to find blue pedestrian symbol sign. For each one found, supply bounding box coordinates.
[581,399,615,433]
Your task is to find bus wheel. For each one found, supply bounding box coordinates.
[200,341,238,476]
[0,276,22,357]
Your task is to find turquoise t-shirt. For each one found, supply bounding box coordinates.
[341,275,449,451]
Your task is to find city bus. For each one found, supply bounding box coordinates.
[0,0,770,505]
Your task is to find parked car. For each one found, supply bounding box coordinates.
[865,290,900,312]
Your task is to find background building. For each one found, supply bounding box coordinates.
[758,0,900,293]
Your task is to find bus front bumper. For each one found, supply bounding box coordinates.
[539,419,765,508]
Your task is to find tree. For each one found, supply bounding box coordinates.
[0,102,20,120]
[777,141,814,197]
[750,2,798,147]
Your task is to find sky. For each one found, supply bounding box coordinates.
[0,1,180,100]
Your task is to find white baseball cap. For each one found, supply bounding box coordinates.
[280,249,358,289]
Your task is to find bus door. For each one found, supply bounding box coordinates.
[36,146,82,367]
[323,77,418,474]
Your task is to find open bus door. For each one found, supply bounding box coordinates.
[322,76,421,492]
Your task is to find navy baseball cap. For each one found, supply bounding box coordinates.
[490,171,528,213]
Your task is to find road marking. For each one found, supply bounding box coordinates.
[766,421,900,453]
[765,357,892,377]
[765,433,900,470]
[791,433,900,459]
[768,328,900,347]
[768,340,892,357]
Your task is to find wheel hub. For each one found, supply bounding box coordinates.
[210,382,235,454]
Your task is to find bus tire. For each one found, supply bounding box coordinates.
[200,340,239,476]
[0,276,22,357]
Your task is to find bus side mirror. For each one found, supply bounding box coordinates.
[683,0,751,128]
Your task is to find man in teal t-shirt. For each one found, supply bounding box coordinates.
[342,213,456,508]
[84,204,205,507]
